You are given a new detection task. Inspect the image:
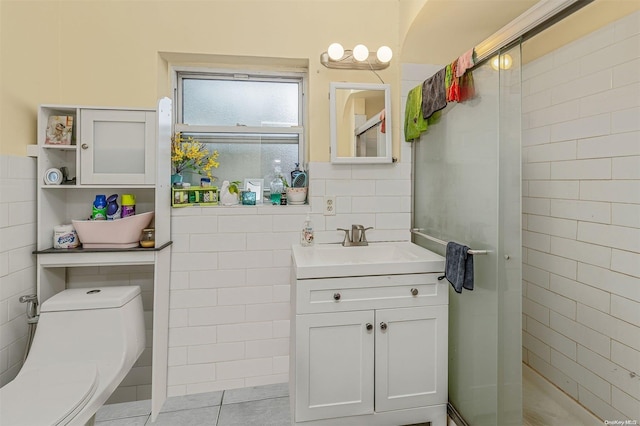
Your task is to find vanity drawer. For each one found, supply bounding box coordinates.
[295,273,448,314]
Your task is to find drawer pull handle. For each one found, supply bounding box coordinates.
[366,323,373,331]
[333,293,341,301]
[380,322,387,331]
[411,288,419,296]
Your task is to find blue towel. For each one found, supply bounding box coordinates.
[438,242,474,293]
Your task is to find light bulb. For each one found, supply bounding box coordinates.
[327,43,344,61]
[376,46,393,63]
[353,44,369,62]
[501,54,513,69]
[491,53,513,70]
[491,56,500,70]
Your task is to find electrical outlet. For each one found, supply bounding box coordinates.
[324,196,336,216]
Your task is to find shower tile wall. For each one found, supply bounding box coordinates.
[521,11,640,422]
[166,161,411,396]
[0,155,36,387]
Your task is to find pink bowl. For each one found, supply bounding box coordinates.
[72,211,154,249]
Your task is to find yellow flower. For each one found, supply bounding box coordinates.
[171,132,220,180]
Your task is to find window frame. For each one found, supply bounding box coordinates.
[172,66,306,167]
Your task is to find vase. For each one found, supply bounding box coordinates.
[171,173,183,185]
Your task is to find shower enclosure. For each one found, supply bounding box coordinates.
[411,44,523,426]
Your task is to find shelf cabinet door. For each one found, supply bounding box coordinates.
[295,311,375,422]
[375,305,448,412]
[80,109,156,185]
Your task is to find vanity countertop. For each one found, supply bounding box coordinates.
[292,241,445,279]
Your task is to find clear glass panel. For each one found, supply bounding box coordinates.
[93,121,145,174]
[182,79,299,126]
[497,44,522,426]
[412,44,522,426]
[179,133,299,189]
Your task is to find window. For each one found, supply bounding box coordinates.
[174,69,305,189]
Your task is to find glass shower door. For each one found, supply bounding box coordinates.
[412,44,522,426]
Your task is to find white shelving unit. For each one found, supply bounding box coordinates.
[34,98,172,421]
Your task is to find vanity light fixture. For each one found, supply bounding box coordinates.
[321,43,393,70]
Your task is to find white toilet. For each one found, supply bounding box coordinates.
[0,286,146,426]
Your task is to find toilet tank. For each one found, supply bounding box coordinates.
[41,286,141,312]
[26,286,146,368]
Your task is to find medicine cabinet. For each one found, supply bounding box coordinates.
[330,82,392,164]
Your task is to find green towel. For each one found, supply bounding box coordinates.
[404,84,441,142]
[405,85,425,141]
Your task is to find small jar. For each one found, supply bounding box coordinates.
[140,228,155,248]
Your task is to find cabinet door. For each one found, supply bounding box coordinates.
[375,305,448,412]
[295,311,374,422]
[80,109,155,185]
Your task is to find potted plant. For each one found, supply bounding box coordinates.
[283,175,307,205]
[171,132,220,184]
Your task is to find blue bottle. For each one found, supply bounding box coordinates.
[106,194,121,220]
[92,195,107,220]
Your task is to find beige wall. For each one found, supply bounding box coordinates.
[0,0,401,160]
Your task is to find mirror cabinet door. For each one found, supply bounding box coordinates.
[330,82,392,164]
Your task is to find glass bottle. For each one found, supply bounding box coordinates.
[140,228,155,248]
[269,159,284,205]
[270,175,284,205]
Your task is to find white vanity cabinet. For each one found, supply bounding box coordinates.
[34,99,172,422]
[290,265,449,426]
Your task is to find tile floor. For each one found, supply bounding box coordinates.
[523,365,602,426]
[95,382,290,425]
[97,367,602,426]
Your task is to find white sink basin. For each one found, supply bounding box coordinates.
[292,242,445,279]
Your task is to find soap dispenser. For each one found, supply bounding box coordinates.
[291,163,302,183]
[301,214,314,246]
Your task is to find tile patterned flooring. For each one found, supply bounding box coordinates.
[523,365,602,426]
[95,383,290,425]
[97,368,601,426]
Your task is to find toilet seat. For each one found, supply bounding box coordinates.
[0,363,98,426]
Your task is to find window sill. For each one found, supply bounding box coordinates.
[171,202,311,215]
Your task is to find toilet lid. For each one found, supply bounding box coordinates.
[0,363,98,426]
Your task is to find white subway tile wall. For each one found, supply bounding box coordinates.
[167,158,412,396]
[522,11,640,422]
[0,155,36,387]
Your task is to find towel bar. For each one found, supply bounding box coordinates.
[410,229,488,255]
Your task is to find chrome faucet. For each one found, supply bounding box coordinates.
[337,224,373,247]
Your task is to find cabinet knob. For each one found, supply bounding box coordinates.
[380,322,387,330]
[81,143,89,149]
[366,323,373,331]
[333,293,341,301]
[411,288,419,296]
